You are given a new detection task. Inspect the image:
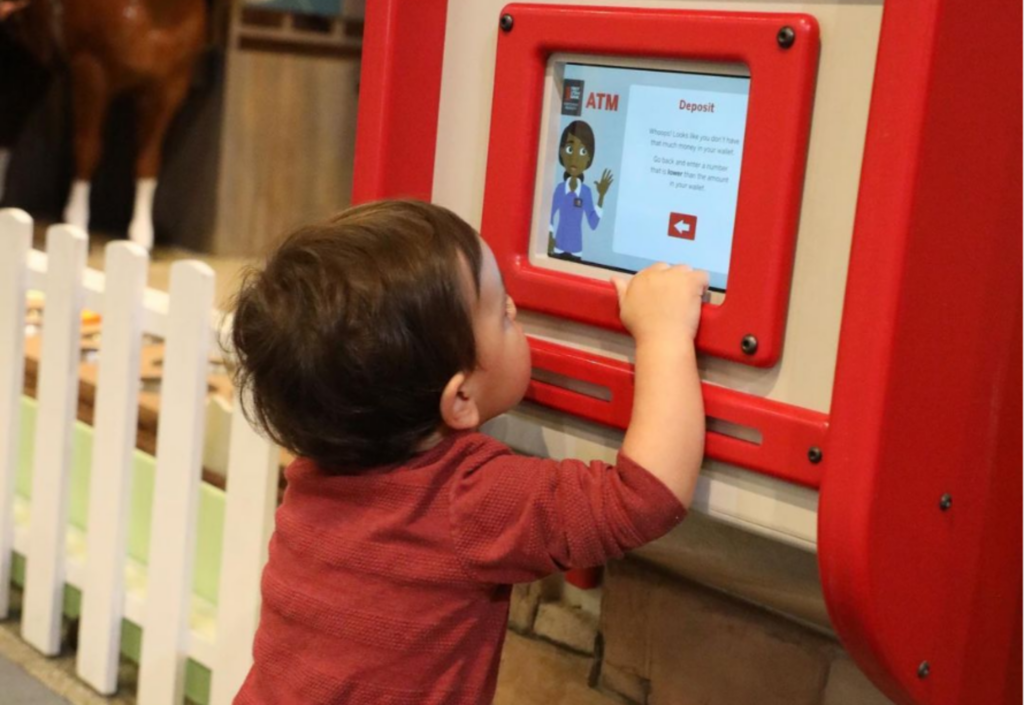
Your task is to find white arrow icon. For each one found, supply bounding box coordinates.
[674,219,691,235]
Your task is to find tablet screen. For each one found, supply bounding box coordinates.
[533,61,750,292]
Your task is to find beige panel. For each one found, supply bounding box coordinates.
[442,0,884,547]
[484,404,819,548]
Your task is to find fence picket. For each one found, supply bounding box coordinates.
[21,224,88,655]
[0,209,32,619]
[137,261,215,705]
[4,222,276,699]
[76,242,149,694]
[209,393,279,705]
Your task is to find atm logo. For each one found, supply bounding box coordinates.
[586,92,619,111]
[668,213,697,240]
[561,80,584,116]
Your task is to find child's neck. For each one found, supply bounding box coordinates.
[416,425,464,453]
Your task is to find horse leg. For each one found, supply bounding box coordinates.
[130,69,191,250]
[64,55,110,232]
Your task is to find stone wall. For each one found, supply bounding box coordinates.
[510,557,896,705]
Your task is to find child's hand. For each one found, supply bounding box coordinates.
[612,264,709,346]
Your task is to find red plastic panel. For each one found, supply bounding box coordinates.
[352,0,449,204]
[564,567,602,590]
[481,4,819,367]
[527,338,828,488]
[818,0,1022,702]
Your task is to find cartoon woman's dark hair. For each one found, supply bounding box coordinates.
[559,120,596,181]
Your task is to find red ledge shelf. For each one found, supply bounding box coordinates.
[525,337,828,489]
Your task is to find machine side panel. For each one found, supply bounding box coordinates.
[352,0,449,203]
[819,0,1022,702]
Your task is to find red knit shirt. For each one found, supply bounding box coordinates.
[234,431,685,705]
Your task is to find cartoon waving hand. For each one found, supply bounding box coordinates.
[595,168,614,207]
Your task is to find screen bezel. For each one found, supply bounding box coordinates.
[480,6,819,368]
[529,54,751,300]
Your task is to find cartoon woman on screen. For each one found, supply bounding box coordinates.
[548,120,614,261]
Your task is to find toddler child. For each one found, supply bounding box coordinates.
[229,200,708,704]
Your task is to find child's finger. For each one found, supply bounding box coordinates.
[611,277,628,305]
[692,270,711,296]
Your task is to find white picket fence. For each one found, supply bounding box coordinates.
[0,209,279,705]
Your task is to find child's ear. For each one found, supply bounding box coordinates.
[440,372,480,431]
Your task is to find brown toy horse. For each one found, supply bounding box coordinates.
[2,0,207,249]
[0,0,53,201]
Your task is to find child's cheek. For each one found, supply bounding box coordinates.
[515,333,532,397]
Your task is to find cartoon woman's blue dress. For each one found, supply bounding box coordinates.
[549,179,602,255]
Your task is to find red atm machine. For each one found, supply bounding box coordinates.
[352,1,1021,703]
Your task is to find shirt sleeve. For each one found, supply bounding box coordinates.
[549,184,561,233]
[448,450,686,584]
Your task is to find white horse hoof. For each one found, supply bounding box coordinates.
[63,180,91,231]
[63,201,90,231]
[128,218,154,250]
[64,209,87,231]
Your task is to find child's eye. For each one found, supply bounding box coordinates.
[564,144,574,155]
[579,147,588,156]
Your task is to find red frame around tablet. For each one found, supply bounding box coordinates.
[480,5,819,368]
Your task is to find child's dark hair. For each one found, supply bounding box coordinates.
[559,120,596,181]
[230,200,482,471]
